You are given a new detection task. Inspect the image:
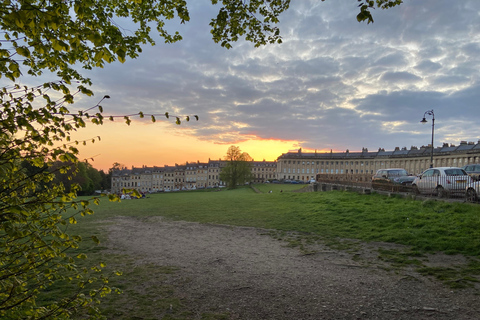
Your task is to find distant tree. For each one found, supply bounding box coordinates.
[220,146,253,188]
[99,170,110,191]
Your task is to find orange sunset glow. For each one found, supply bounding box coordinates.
[71,120,304,171]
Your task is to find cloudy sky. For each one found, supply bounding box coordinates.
[66,0,480,170]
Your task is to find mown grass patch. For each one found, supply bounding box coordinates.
[64,188,480,317]
[77,189,480,256]
[253,183,306,193]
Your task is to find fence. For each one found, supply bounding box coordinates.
[315,174,477,202]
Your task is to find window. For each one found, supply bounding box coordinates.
[422,169,434,177]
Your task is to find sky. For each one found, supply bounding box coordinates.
[25,0,480,170]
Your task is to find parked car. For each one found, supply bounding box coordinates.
[461,164,480,181]
[465,181,480,202]
[412,167,472,198]
[371,168,415,191]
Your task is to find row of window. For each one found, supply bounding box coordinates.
[283,157,476,167]
[281,169,374,177]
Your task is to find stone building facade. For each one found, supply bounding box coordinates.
[111,141,480,193]
[277,141,480,183]
[111,159,277,193]
[251,160,277,183]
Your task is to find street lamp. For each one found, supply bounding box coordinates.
[420,110,435,168]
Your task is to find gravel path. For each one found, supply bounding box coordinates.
[105,216,480,320]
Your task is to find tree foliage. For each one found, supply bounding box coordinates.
[355,0,403,23]
[0,80,200,318]
[220,146,253,188]
[0,0,293,85]
[0,88,122,318]
[48,161,110,196]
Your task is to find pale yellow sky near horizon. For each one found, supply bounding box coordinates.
[71,120,314,171]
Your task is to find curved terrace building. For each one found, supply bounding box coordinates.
[276,141,480,182]
[111,140,480,193]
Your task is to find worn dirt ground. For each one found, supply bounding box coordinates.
[105,216,480,320]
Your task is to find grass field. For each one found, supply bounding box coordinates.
[55,185,480,318]
[80,186,480,256]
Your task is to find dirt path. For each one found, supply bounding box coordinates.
[105,216,480,320]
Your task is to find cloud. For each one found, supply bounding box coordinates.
[380,71,422,84]
[77,0,480,163]
[414,60,442,73]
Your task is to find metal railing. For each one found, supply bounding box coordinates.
[316,175,477,202]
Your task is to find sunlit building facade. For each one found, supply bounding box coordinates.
[277,141,480,182]
[111,141,480,193]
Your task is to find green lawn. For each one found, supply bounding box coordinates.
[252,182,307,193]
[56,186,480,318]
[80,186,480,256]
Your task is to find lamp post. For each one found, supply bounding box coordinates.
[420,110,435,168]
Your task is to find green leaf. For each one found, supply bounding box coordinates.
[91,235,100,244]
[77,253,87,259]
[15,46,31,58]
